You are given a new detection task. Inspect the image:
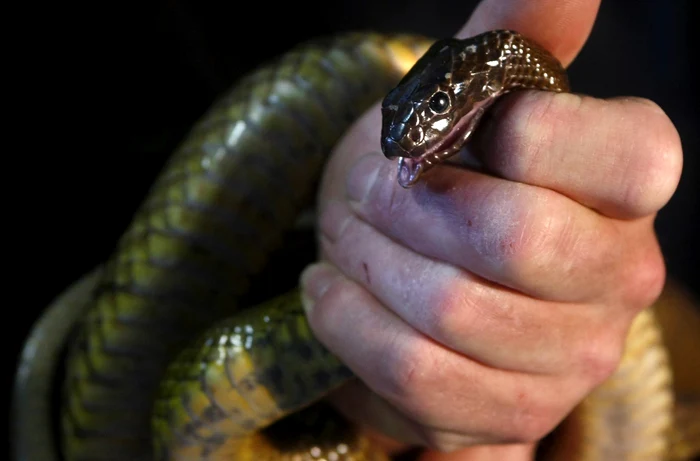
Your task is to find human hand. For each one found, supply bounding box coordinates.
[299,0,683,459]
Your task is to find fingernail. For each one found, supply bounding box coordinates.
[300,262,338,315]
[346,152,382,203]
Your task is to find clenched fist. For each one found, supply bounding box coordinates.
[299,0,683,459]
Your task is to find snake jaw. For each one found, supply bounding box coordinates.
[396,99,492,188]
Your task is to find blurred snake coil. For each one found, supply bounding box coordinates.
[11,30,700,461]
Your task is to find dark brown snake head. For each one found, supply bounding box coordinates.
[381,29,569,188]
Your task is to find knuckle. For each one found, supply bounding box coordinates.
[423,278,479,342]
[621,103,683,216]
[375,337,428,401]
[574,329,625,387]
[500,388,560,443]
[619,243,666,310]
[496,92,567,179]
[487,191,566,274]
[532,205,579,269]
[424,278,518,347]
[549,214,619,297]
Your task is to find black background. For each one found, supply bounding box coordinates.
[8,0,699,453]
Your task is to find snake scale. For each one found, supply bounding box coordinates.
[11,30,700,461]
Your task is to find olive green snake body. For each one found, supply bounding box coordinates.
[11,31,700,461]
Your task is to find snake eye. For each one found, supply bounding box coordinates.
[429,91,450,114]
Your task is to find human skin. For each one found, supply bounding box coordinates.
[299,0,684,459]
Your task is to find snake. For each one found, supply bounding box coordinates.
[11,29,700,461]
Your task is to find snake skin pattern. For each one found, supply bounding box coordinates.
[11,30,700,461]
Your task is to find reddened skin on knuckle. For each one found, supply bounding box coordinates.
[617,237,666,312]
[376,338,427,403]
[574,328,625,389]
[422,279,481,344]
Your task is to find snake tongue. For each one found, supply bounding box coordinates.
[397,157,423,188]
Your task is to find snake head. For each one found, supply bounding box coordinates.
[381,38,465,161]
[381,36,501,187]
[382,35,501,187]
[381,30,563,188]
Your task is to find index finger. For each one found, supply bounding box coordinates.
[321,0,601,202]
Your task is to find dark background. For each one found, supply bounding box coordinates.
[8,0,699,454]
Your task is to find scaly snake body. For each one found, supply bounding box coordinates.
[11,30,700,461]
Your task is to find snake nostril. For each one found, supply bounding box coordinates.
[408,127,424,144]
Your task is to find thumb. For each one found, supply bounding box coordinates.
[457,0,601,67]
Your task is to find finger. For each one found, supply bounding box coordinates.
[327,380,428,447]
[299,262,583,444]
[322,0,600,202]
[317,198,629,377]
[459,0,601,66]
[344,151,653,303]
[328,381,535,456]
[417,444,536,461]
[474,92,683,219]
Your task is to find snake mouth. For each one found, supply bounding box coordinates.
[397,99,492,188]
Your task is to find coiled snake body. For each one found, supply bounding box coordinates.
[12,30,700,461]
